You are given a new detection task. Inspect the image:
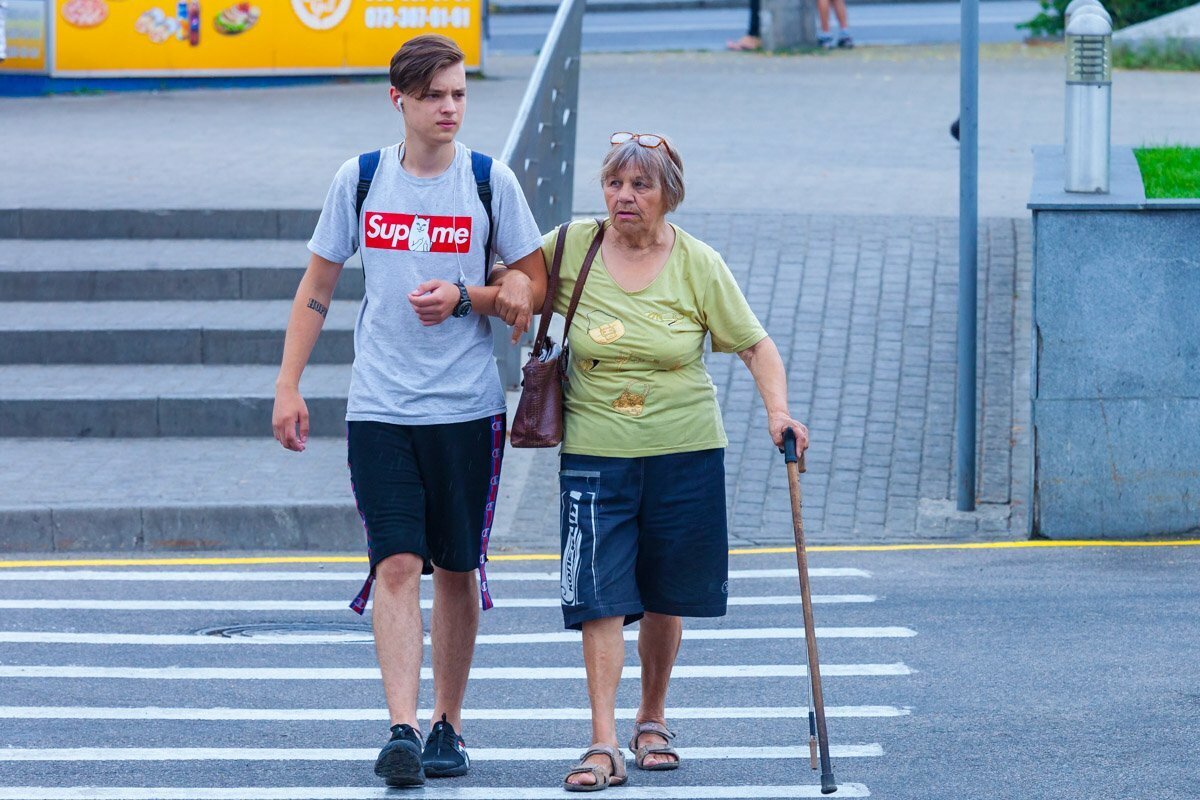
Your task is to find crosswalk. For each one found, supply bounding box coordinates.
[0,553,912,798]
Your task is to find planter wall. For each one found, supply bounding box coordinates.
[1029,146,1200,538]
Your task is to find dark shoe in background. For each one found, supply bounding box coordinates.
[951,117,961,141]
[374,723,425,787]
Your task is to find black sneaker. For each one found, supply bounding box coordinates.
[374,724,425,787]
[422,714,470,778]
[837,32,854,48]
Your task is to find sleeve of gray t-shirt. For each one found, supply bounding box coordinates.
[488,159,546,268]
[307,157,359,265]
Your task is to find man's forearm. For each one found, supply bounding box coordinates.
[277,278,333,389]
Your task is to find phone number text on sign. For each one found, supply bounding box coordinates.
[365,4,472,29]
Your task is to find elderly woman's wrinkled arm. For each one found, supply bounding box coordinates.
[737,336,810,450]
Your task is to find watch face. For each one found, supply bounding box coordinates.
[453,282,471,318]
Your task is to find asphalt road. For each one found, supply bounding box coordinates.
[488,1,1043,54]
[0,542,1197,799]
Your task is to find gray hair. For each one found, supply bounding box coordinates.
[599,136,685,213]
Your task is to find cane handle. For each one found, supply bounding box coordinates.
[782,428,807,473]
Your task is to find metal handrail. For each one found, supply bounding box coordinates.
[491,0,584,388]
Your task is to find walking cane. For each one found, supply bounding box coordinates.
[782,428,837,794]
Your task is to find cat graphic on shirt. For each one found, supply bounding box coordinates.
[407,216,433,252]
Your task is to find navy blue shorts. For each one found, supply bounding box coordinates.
[346,415,505,613]
[558,448,729,630]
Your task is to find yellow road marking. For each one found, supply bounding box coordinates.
[0,539,1197,569]
[733,539,1200,554]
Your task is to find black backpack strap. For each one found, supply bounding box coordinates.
[355,150,381,219]
[470,150,495,279]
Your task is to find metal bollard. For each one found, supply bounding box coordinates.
[1064,11,1113,193]
[1063,0,1111,29]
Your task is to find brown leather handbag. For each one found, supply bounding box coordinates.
[510,220,606,448]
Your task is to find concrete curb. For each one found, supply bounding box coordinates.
[0,502,364,553]
[0,396,350,439]
[490,0,986,12]
[0,266,365,302]
[0,209,321,240]
[0,327,355,365]
[493,0,742,13]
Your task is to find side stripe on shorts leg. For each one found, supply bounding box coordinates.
[478,414,505,611]
[559,470,600,607]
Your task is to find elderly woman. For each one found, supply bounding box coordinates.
[542,133,810,792]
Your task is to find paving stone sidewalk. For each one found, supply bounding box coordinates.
[509,210,1032,547]
[0,209,1029,550]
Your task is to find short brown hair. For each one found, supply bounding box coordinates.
[600,136,686,213]
[389,35,465,96]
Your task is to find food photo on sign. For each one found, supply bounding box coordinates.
[61,0,107,28]
[214,3,259,35]
[46,0,484,76]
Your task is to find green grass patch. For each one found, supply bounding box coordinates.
[1114,39,1200,71]
[1135,146,1200,198]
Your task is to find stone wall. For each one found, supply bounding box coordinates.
[1030,146,1200,537]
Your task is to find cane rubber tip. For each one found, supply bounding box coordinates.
[821,772,837,794]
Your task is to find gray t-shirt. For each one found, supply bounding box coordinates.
[309,142,543,426]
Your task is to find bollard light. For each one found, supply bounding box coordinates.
[1064,11,1112,193]
[1064,0,1111,29]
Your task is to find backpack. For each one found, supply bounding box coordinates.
[355,148,496,279]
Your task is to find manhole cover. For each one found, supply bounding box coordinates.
[196,622,374,642]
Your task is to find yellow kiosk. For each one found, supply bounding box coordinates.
[1,0,484,89]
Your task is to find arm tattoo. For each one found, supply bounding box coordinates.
[306,298,328,319]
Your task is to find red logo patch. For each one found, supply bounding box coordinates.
[363,212,472,253]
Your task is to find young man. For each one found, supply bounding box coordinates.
[271,35,546,788]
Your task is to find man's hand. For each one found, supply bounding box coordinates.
[494,270,534,344]
[768,410,809,451]
[273,386,310,452]
[408,279,460,325]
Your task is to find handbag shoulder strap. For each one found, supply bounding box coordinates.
[532,222,571,357]
[532,219,606,355]
[561,219,606,334]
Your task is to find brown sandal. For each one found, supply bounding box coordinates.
[629,721,679,771]
[563,743,628,792]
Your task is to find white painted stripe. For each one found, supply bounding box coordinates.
[729,595,875,605]
[731,568,870,579]
[0,663,911,680]
[0,626,913,646]
[0,595,875,610]
[0,567,869,582]
[0,745,882,762]
[0,785,873,799]
[0,704,910,721]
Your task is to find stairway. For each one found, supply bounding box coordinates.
[0,239,368,552]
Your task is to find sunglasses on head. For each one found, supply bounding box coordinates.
[610,132,673,156]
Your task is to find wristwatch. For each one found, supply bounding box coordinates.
[451,281,472,318]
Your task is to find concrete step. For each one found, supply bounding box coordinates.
[0,300,357,364]
[0,240,364,301]
[0,436,362,552]
[0,422,548,554]
[0,365,351,438]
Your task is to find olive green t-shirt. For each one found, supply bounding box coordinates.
[541,220,767,457]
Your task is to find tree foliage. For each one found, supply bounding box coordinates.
[1018,0,1197,38]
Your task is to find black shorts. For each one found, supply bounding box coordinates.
[558,448,729,630]
[346,414,505,612]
